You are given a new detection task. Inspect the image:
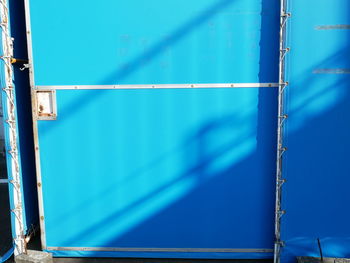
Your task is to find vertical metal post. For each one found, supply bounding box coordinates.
[274,0,290,262]
[0,0,25,256]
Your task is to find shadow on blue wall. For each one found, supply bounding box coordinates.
[281,46,350,261]
[39,0,280,256]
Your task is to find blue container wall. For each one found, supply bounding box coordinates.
[30,0,279,85]
[39,88,278,259]
[26,0,280,259]
[281,0,350,262]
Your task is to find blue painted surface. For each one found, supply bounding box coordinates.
[281,0,350,262]
[27,0,280,258]
[39,88,277,257]
[29,0,278,85]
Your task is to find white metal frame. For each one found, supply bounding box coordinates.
[36,83,279,90]
[23,0,48,250]
[274,0,290,262]
[0,0,25,255]
[47,247,273,253]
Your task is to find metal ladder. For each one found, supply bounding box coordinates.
[0,0,25,256]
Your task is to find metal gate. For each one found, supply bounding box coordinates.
[24,0,280,258]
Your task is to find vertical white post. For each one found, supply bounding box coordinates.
[274,0,290,262]
[0,0,25,256]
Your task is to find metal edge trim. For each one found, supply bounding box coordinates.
[23,0,47,250]
[315,24,350,30]
[46,247,274,253]
[36,83,279,90]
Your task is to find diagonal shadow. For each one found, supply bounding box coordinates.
[101,0,237,84]
[59,125,256,245]
[43,0,280,252]
[40,0,238,136]
[52,17,350,254]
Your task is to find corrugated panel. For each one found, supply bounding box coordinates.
[38,88,277,258]
[281,0,350,262]
[29,0,279,85]
[25,0,280,258]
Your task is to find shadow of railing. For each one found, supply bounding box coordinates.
[42,0,282,251]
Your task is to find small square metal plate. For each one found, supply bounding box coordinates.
[36,90,57,120]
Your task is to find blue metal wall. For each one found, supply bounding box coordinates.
[25,0,280,259]
[39,88,277,258]
[281,0,350,262]
[30,0,279,85]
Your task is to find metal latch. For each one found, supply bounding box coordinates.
[36,90,57,120]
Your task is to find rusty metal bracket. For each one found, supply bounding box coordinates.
[35,90,57,120]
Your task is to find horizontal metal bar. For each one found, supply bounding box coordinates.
[315,24,350,30]
[36,83,279,90]
[0,179,8,184]
[47,247,273,253]
[313,68,350,74]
